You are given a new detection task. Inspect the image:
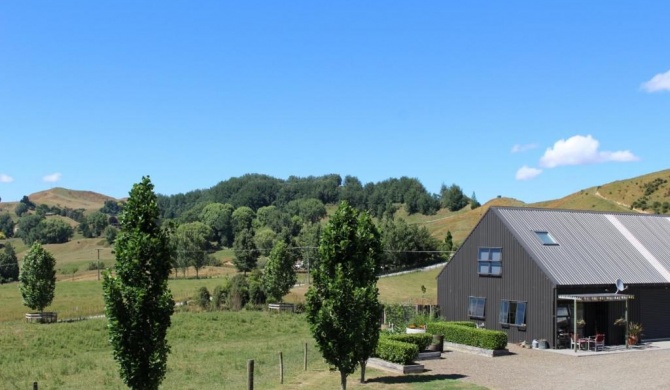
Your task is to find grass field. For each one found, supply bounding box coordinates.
[0,309,484,389]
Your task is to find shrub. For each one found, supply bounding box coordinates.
[87,261,106,271]
[426,321,507,350]
[384,333,433,351]
[196,287,211,310]
[374,338,419,365]
[211,284,227,310]
[228,274,249,311]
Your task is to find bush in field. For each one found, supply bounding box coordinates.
[211,284,228,310]
[228,274,249,311]
[196,287,211,310]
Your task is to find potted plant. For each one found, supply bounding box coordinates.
[405,314,428,334]
[614,318,643,346]
[628,322,643,345]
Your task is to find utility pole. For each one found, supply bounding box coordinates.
[96,248,102,281]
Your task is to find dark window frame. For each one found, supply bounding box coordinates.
[534,231,558,246]
[478,247,502,276]
[468,296,486,319]
[499,299,527,328]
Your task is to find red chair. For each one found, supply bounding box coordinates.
[588,334,605,351]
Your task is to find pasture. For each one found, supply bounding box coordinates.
[0,264,485,389]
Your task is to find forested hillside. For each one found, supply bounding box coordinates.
[2,170,670,284]
[156,173,477,221]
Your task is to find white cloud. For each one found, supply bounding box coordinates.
[515,166,543,181]
[539,135,639,168]
[641,69,670,92]
[43,172,63,183]
[0,174,14,183]
[511,143,538,153]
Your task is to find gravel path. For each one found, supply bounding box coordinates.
[420,343,670,389]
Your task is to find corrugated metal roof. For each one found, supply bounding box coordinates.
[493,207,670,286]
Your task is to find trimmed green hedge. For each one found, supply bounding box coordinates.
[374,338,420,365]
[426,321,507,350]
[384,333,434,352]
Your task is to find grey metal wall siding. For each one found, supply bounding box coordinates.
[438,210,556,344]
[638,287,670,340]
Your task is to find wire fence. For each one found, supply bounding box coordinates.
[206,340,325,389]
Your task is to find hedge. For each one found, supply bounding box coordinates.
[426,321,507,350]
[383,333,434,352]
[374,338,420,365]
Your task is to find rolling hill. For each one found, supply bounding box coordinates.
[2,169,669,272]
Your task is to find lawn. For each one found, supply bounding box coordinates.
[0,311,485,390]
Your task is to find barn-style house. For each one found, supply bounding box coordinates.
[437,207,670,348]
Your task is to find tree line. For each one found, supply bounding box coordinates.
[157,173,480,221]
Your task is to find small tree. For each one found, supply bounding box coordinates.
[102,176,174,390]
[263,240,297,302]
[233,228,260,274]
[443,230,454,252]
[19,243,56,313]
[306,202,383,390]
[0,242,20,283]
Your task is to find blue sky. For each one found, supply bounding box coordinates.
[1,1,668,204]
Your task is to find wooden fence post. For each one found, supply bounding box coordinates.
[247,359,254,390]
[303,342,308,371]
[279,351,284,384]
[33,382,38,390]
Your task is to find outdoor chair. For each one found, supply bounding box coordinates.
[570,333,589,350]
[588,333,605,351]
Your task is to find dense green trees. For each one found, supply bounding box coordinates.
[16,215,73,245]
[440,184,470,211]
[16,214,44,244]
[0,242,19,283]
[19,243,57,312]
[79,211,109,238]
[199,203,234,247]
[156,173,474,222]
[103,176,174,390]
[306,202,383,389]
[0,213,14,238]
[15,202,29,217]
[380,218,443,271]
[233,229,260,274]
[173,222,212,279]
[37,219,74,244]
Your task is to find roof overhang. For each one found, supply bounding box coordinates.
[558,293,634,302]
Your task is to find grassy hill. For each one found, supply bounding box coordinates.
[2,169,670,280]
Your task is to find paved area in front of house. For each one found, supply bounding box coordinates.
[419,342,670,390]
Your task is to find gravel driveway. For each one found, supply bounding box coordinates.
[420,342,670,390]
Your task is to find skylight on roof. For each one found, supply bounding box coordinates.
[535,231,558,245]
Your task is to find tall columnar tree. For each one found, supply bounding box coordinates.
[306,201,383,390]
[19,243,56,312]
[102,176,174,390]
[263,240,297,302]
[0,242,20,283]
